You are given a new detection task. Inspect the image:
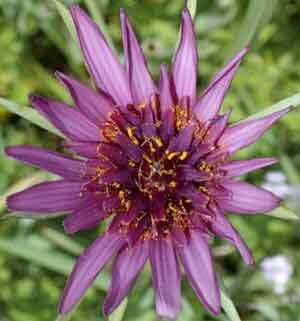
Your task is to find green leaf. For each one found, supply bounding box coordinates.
[41,227,84,256]
[225,0,279,60]
[0,237,108,290]
[187,0,197,20]
[238,92,300,123]
[280,153,300,185]
[0,98,63,137]
[108,298,128,321]
[52,0,77,41]
[221,288,241,321]
[265,206,299,221]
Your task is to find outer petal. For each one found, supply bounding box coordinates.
[65,142,99,158]
[70,5,132,106]
[56,72,114,123]
[59,233,126,315]
[30,95,102,142]
[172,9,198,104]
[176,230,221,315]
[120,11,157,105]
[219,108,291,154]
[63,198,104,234]
[221,157,278,177]
[149,238,181,319]
[6,145,82,180]
[220,180,280,214]
[159,65,175,114]
[209,210,253,265]
[7,180,81,214]
[103,242,149,315]
[194,47,248,124]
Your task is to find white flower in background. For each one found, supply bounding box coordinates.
[262,171,293,199]
[261,255,292,294]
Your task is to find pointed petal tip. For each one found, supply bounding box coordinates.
[182,7,193,19]
[119,8,127,19]
[63,219,76,235]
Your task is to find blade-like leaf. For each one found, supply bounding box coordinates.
[280,154,300,185]
[52,0,77,41]
[238,93,300,123]
[0,98,63,137]
[225,0,279,60]
[266,206,300,221]
[0,237,108,290]
[221,288,242,321]
[108,298,128,321]
[187,0,197,20]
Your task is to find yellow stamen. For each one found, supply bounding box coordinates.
[126,127,139,145]
[168,181,177,188]
[179,151,189,161]
[152,136,163,148]
[167,151,180,160]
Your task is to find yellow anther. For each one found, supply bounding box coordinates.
[168,181,177,188]
[160,169,175,176]
[179,151,189,161]
[128,160,136,167]
[112,182,121,188]
[95,167,106,176]
[198,186,208,193]
[118,190,126,200]
[143,153,153,164]
[126,127,139,145]
[124,200,131,211]
[167,151,180,161]
[148,141,157,153]
[139,103,147,109]
[152,136,163,148]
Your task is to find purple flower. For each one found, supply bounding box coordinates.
[6,5,290,319]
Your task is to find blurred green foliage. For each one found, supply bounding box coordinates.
[1,1,300,321]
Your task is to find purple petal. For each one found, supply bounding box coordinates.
[59,232,126,315]
[149,238,181,319]
[172,9,198,104]
[30,95,102,142]
[194,47,248,124]
[103,242,149,315]
[159,65,175,114]
[65,142,99,158]
[176,230,221,315]
[205,109,231,144]
[186,144,212,165]
[177,165,210,182]
[56,72,114,123]
[221,157,278,177]
[220,180,280,214]
[6,145,82,180]
[7,180,81,214]
[168,122,195,152]
[63,198,104,234]
[176,184,208,206]
[120,11,157,105]
[219,108,291,154]
[209,48,249,91]
[70,5,132,106]
[209,210,253,265]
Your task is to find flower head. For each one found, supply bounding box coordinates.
[6,5,290,319]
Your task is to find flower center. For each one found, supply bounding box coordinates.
[80,96,227,243]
